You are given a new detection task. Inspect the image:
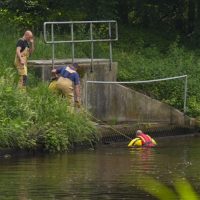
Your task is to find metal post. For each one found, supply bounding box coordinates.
[115,22,118,41]
[85,81,88,111]
[51,24,55,68]
[90,23,94,72]
[71,23,74,63]
[183,75,188,114]
[108,22,112,71]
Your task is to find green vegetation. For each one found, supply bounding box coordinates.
[0,75,96,152]
[137,175,199,200]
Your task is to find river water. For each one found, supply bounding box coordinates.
[0,135,200,200]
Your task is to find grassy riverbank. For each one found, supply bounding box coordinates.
[1,24,200,151]
[0,76,97,152]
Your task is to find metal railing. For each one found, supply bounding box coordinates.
[85,75,188,113]
[43,20,118,71]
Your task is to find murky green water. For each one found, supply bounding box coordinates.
[0,135,200,200]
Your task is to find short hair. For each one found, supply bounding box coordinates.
[72,63,80,69]
[136,130,143,135]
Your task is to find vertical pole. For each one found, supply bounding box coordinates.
[51,24,55,69]
[108,22,112,71]
[85,81,88,111]
[90,23,94,72]
[115,21,118,41]
[71,23,74,63]
[184,75,188,114]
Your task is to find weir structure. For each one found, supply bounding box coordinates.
[28,21,197,142]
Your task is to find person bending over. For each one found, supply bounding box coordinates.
[49,63,81,109]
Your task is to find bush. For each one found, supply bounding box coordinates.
[0,75,97,152]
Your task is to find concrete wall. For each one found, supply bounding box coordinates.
[86,83,194,126]
[80,61,194,126]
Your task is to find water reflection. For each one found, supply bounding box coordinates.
[129,148,156,172]
[0,136,200,199]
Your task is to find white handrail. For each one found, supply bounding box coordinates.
[86,75,188,113]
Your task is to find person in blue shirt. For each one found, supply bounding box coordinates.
[49,63,81,108]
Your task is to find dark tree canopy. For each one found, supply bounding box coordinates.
[1,0,200,42]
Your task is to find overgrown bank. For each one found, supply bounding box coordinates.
[0,75,97,152]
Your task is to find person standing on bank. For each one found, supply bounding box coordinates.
[49,63,81,108]
[14,30,34,89]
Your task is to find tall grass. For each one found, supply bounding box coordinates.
[0,76,97,152]
[136,175,199,200]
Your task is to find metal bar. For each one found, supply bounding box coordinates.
[51,24,55,68]
[85,80,88,111]
[184,75,188,113]
[108,22,112,71]
[86,75,188,114]
[43,23,47,43]
[86,75,188,84]
[42,66,45,82]
[71,23,74,63]
[44,21,118,43]
[43,20,119,72]
[44,20,116,25]
[115,22,118,40]
[90,22,93,72]
[44,38,118,44]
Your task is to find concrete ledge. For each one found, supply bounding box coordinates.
[28,58,112,66]
[97,124,198,144]
[28,58,116,81]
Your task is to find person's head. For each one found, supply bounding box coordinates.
[23,30,33,42]
[72,63,80,71]
[136,130,143,136]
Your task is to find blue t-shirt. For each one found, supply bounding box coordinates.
[56,66,80,85]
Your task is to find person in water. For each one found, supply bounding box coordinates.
[128,130,157,147]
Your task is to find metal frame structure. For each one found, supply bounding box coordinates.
[43,20,118,71]
[85,75,188,113]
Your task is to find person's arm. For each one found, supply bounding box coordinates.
[75,84,81,102]
[74,73,81,103]
[16,46,25,65]
[74,84,81,108]
[29,38,34,55]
